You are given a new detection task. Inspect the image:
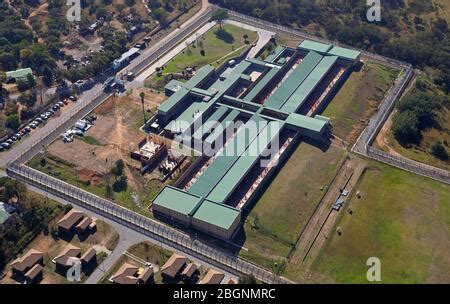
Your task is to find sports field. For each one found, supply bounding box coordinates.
[308,161,450,283]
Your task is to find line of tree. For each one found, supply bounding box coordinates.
[0,177,62,272]
[209,0,449,93]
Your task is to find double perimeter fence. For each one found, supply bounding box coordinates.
[367,147,450,184]
[7,163,289,284]
[5,7,291,284]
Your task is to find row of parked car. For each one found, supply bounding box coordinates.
[0,97,77,152]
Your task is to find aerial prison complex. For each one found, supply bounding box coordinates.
[147,40,361,240]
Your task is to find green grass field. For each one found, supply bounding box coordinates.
[145,23,257,89]
[323,62,399,142]
[309,161,450,283]
[238,142,346,270]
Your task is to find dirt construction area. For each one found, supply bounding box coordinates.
[47,88,166,188]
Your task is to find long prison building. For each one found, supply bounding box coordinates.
[150,40,360,240]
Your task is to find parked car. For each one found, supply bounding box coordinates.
[2,143,10,149]
[25,126,32,132]
[69,95,77,101]
[57,101,65,107]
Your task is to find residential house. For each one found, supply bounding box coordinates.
[10,249,44,278]
[160,253,186,279]
[199,269,225,284]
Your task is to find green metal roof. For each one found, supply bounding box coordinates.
[164,79,183,93]
[192,106,229,141]
[298,40,333,53]
[6,68,33,80]
[281,55,338,113]
[158,87,190,114]
[189,115,268,197]
[246,58,268,67]
[265,45,285,63]
[152,186,203,215]
[327,46,360,61]
[184,64,215,89]
[243,67,280,103]
[0,209,10,224]
[204,109,240,145]
[206,121,284,203]
[165,100,210,133]
[192,200,240,229]
[190,87,218,97]
[265,51,323,110]
[286,113,328,133]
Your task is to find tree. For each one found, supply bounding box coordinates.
[6,114,20,131]
[140,92,146,123]
[392,110,420,144]
[430,141,448,160]
[211,9,228,29]
[153,8,169,27]
[26,73,36,88]
[63,204,73,214]
[110,159,125,179]
[239,274,257,284]
[42,65,54,86]
[3,179,27,202]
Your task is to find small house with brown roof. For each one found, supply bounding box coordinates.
[24,264,43,284]
[138,266,154,284]
[76,216,93,234]
[80,248,97,267]
[110,263,140,284]
[160,253,186,279]
[181,263,198,281]
[110,263,154,284]
[225,277,238,284]
[52,244,81,272]
[10,249,44,277]
[200,269,225,284]
[57,209,84,234]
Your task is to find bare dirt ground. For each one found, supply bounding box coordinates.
[47,89,165,186]
[374,111,403,157]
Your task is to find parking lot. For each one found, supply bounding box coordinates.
[0,96,77,152]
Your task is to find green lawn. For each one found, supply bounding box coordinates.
[309,161,450,283]
[323,62,399,142]
[145,23,257,89]
[238,142,346,270]
[77,135,104,146]
[27,154,157,217]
